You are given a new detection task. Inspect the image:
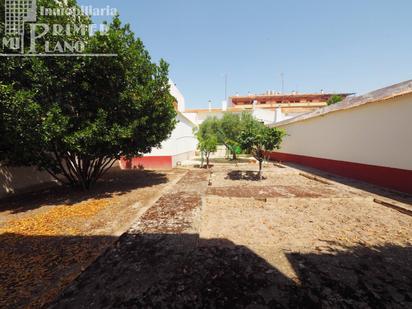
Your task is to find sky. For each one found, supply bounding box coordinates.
[79,0,412,109]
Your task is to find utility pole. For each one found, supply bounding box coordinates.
[281,72,284,94]
[224,73,228,100]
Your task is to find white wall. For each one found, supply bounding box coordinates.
[252,109,275,123]
[147,113,198,157]
[194,111,226,124]
[182,112,198,124]
[185,108,292,125]
[171,151,196,167]
[277,94,412,170]
[169,80,185,112]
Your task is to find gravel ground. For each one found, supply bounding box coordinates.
[50,163,412,308]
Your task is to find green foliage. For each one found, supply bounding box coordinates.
[196,113,286,176]
[0,1,176,188]
[201,135,218,154]
[239,116,286,178]
[217,113,242,159]
[195,117,219,168]
[327,95,343,105]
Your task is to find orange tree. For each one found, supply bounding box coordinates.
[195,117,219,169]
[239,115,285,179]
[0,1,176,189]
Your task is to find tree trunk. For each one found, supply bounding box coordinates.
[206,153,210,169]
[200,151,205,168]
[232,152,237,160]
[46,154,117,189]
[258,159,263,180]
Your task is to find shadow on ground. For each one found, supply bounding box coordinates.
[44,233,412,308]
[0,169,169,214]
[0,233,118,309]
[225,170,266,181]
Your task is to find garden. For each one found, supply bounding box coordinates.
[1,1,411,308]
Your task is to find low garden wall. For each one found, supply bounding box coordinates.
[0,164,56,199]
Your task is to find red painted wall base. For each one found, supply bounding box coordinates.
[120,156,173,170]
[267,151,412,194]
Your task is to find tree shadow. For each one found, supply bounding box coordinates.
[44,232,412,308]
[286,242,412,307]
[47,233,298,308]
[0,233,118,309]
[225,170,266,181]
[0,169,169,214]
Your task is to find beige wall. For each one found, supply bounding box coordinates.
[278,94,412,170]
[0,164,56,199]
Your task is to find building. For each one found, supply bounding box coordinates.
[120,81,198,170]
[267,80,412,194]
[184,91,352,125]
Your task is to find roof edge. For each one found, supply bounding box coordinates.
[178,111,198,127]
[271,80,412,127]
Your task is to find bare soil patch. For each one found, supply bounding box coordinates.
[200,196,412,250]
[137,192,201,233]
[0,168,184,309]
[207,185,331,198]
[51,164,412,308]
[211,167,326,187]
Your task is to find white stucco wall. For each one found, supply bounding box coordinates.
[147,113,198,157]
[252,109,276,123]
[171,151,196,167]
[194,111,226,124]
[169,80,185,112]
[277,94,412,170]
[182,112,198,124]
[184,108,291,125]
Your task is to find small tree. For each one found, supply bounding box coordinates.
[239,116,285,179]
[195,117,219,169]
[217,113,242,160]
[327,95,343,105]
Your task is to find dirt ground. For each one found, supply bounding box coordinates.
[50,162,412,308]
[0,168,186,309]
